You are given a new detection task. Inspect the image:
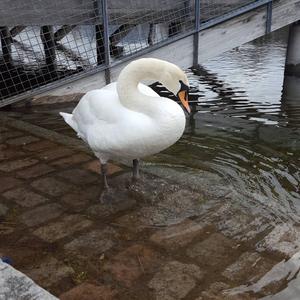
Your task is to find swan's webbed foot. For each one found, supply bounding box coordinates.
[129,159,148,191]
[132,159,140,182]
[99,186,117,203]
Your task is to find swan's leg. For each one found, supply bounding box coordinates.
[132,159,139,181]
[101,163,109,189]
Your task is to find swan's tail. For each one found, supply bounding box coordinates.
[59,112,79,133]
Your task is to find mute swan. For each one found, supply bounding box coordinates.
[60,58,190,188]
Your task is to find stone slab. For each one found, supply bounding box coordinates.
[3,187,48,207]
[0,260,58,300]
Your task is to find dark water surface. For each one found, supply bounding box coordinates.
[149,28,300,226]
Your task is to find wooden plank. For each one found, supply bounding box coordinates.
[33,35,194,97]
[197,0,300,62]
[272,0,300,31]
[197,5,267,62]
[0,0,258,26]
[0,0,194,26]
[54,25,76,42]
[3,0,291,26]
[10,26,26,37]
[33,72,107,99]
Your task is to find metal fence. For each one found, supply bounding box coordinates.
[0,0,272,107]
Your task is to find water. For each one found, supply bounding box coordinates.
[14,27,300,226]
[146,28,300,230]
[148,30,300,297]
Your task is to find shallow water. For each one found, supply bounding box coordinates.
[148,29,300,298]
[152,28,300,224]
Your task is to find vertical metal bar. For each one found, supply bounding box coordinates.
[96,0,111,83]
[95,24,105,65]
[0,27,13,68]
[266,1,272,34]
[101,0,111,84]
[148,23,154,46]
[193,0,201,67]
[41,26,56,74]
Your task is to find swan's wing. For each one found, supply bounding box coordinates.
[71,86,121,137]
[69,82,160,145]
[72,82,158,127]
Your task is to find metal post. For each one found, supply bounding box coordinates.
[95,24,105,64]
[266,1,272,34]
[0,27,13,68]
[193,0,201,67]
[40,26,56,74]
[148,23,154,46]
[284,21,300,77]
[101,0,111,84]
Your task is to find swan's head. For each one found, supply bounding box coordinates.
[159,62,191,114]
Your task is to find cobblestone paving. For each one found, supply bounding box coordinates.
[0,109,299,299]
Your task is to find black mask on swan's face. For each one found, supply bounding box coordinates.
[177,80,190,114]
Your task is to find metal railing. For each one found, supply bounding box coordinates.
[0,0,273,107]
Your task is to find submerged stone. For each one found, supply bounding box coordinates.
[148,261,203,299]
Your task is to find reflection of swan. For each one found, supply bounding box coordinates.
[60,58,190,188]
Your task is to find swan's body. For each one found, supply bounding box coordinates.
[60,58,190,187]
[61,82,185,162]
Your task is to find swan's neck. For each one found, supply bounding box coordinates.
[117,59,168,115]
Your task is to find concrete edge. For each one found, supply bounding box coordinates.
[0,261,58,300]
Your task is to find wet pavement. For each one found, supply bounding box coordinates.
[1,104,300,300]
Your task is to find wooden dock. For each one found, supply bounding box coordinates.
[0,0,299,105]
[0,0,252,26]
[0,0,193,26]
[37,0,300,99]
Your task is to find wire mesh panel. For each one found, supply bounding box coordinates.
[0,0,101,104]
[107,0,195,57]
[200,0,258,23]
[0,0,263,106]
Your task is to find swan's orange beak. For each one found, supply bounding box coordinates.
[177,84,191,114]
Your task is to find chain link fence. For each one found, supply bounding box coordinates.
[0,0,266,106]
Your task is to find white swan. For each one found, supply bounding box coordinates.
[60,58,190,188]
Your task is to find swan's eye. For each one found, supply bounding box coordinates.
[179,80,189,93]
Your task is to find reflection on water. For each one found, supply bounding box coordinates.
[228,250,300,297]
[190,28,289,126]
[155,28,300,225]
